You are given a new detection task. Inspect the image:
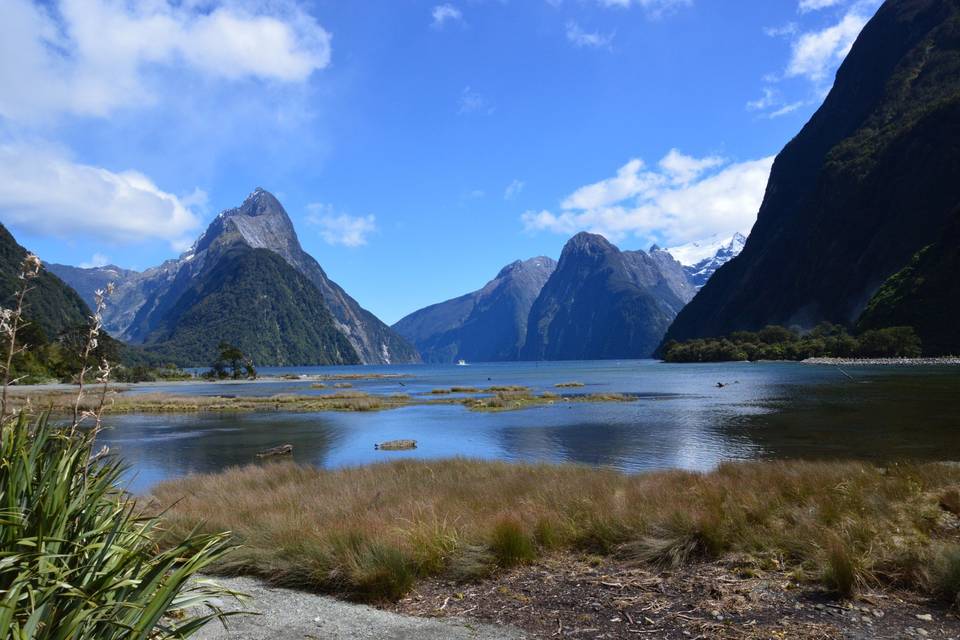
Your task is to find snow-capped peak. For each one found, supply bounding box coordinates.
[666,232,746,267]
[665,232,747,290]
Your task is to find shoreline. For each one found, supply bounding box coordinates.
[802,356,960,366]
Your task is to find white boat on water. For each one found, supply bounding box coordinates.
[456,359,468,366]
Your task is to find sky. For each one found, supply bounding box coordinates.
[0,0,882,324]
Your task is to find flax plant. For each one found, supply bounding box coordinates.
[0,255,241,639]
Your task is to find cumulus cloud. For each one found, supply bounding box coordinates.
[0,144,202,248]
[0,0,332,122]
[504,179,525,200]
[522,150,774,245]
[658,149,725,184]
[431,4,463,29]
[786,11,868,82]
[307,204,377,247]
[750,1,880,118]
[566,21,615,49]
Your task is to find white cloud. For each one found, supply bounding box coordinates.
[431,4,463,29]
[566,21,615,49]
[749,2,879,118]
[747,89,806,119]
[798,0,844,12]
[458,86,494,115]
[504,179,525,200]
[768,101,805,118]
[786,11,868,82]
[594,0,693,16]
[0,144,202,248]
[522,151,774,245]
[747,87,779,111]
[561,159,663,210]
[80,253,110,269]
[658,149,725,185]
[763,23,798,38]
[0,0,332,122]
[307,204,376,247]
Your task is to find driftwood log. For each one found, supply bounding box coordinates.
[375,439,417,451]
[257,444,293,458]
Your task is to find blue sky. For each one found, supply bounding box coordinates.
[0,0,881,324]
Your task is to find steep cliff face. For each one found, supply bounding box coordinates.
[521,233,694,360]
[663,0,960,344]
[140,246,361,367]
[0,224,90,337]
[393,257,556,362]
[857,210,960,355]
[75,189,418,365]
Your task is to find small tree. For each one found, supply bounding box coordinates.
[208,343,257,380]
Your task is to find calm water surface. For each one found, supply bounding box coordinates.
[98,360,960,493]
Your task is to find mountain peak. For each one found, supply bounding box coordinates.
[236,187,284,218]
[664,232,748,290]
[494,256,556,280]
[562,232,615,258]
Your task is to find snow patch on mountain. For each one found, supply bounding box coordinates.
[666,233,747,289]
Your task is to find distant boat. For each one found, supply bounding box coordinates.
[456,359,468,366]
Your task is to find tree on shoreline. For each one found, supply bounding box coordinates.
[662,324,922,363]
[209,341,257,379]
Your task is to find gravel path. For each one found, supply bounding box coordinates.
[193,576,525,640]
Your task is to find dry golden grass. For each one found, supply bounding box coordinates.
[4,388,415,413]
[150,459,960,603]
[5,387,639,416]
[461,390,633,411]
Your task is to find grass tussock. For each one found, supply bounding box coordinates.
[462,390,633,412]
[11,390,414,414]
[151,459,960,604]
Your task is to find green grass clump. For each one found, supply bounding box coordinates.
[923,543,960,605]
[0,412,237,638]
[489,518,537,568]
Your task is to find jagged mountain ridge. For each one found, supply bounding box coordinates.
[393,256,556,362]
[663,0,960,347]
[665,233,747,290]
[47,263,140,313]
[521,232,694,360]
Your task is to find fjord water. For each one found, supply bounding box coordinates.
[101,360,960,494]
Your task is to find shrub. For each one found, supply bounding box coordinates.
[924,543,960,605]
[0,413,238,638]
[0,254,239,638]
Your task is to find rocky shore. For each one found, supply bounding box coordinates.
[803,357,960,366]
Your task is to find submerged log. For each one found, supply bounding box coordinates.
[257,444,293,458]
[375,439,417,451]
